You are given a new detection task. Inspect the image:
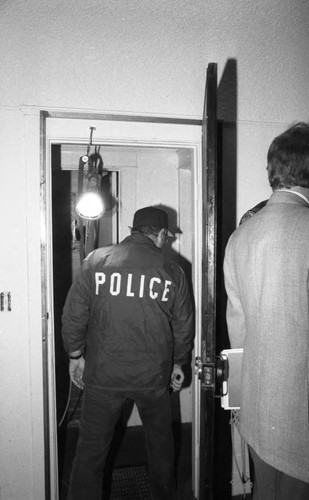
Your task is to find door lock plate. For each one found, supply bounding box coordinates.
[195,356,215,389]
[195,355,228,393]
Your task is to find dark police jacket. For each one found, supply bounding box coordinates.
[62,233,194,391]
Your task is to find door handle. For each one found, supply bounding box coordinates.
[195,355,229,396]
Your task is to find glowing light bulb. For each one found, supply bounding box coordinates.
[76,191,105,220]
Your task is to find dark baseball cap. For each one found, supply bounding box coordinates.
[132,206,174,236]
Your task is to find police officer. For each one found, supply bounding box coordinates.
[62,206,194,500]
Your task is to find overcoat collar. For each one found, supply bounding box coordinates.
[268,189,309,207]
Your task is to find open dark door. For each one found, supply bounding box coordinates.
[197,62,218,500]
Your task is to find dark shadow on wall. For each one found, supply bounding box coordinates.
[216,57,238,353]
[215,58,238,500]
[153,203,194,392]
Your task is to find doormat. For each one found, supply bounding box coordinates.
[109,464,150,499]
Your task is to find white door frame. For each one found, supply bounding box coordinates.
[39,111,204,499]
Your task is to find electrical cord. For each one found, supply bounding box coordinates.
[230,410,252,498]
[58,378,84,428]
[58,379,72,428]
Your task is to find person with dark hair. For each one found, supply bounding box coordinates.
[223,122,309,499]
[62,206,194,500]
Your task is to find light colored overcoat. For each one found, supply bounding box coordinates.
[224,190,309,482]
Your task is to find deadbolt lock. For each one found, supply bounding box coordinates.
[195,355,229,395]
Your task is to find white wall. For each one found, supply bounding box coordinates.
[0,0,308,498]
[1,0,308,123]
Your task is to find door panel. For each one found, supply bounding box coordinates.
[199,63,218,500]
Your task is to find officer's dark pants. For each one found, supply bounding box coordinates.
[249,446,309,500]
[67,386,175,500]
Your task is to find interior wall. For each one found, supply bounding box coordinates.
[1,0,308,124]
[133,148,194,425]
[0,0,308,498]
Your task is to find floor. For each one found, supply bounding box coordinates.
[57,386,252,499]
[58,421,193,500]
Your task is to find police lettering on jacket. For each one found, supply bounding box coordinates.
[95,272,172,302]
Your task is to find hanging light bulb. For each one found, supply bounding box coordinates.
[76,171,105,221]
[75,191,104,220]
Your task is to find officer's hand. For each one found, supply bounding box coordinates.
[69,357,85,390]
[170,364,184,391]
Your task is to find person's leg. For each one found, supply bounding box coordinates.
[135,387,175,500]
[277,468,309,500]
[67,388,125,500]
[248,445,309,500]
[248,446,276,500]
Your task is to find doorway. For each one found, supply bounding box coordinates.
[43,117,204,499]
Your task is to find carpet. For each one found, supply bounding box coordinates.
[109,464,150,499]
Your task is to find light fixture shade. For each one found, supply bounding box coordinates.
[75,191,105,220]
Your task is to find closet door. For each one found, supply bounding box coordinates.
[198,62,218,500]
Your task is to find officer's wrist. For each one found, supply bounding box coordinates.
[69,351,83,360]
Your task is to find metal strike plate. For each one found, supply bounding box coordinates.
[0,291,11,311]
